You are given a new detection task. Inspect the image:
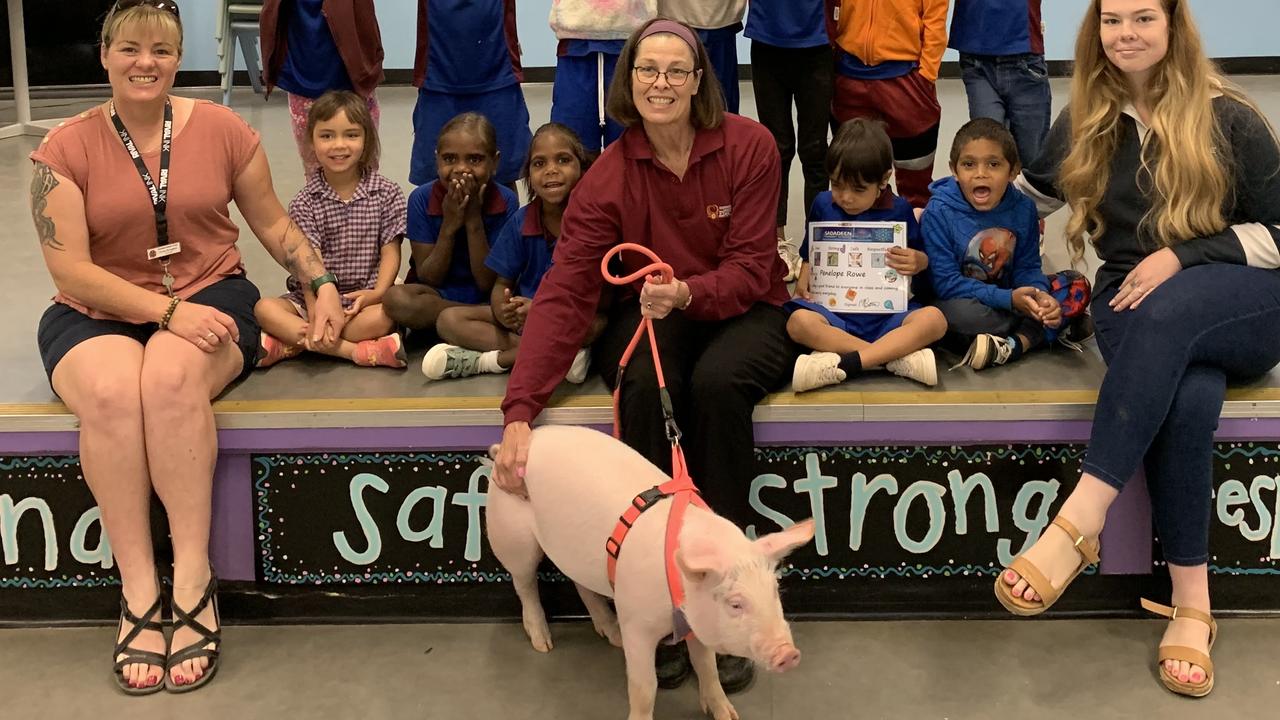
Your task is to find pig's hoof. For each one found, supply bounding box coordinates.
[700,695,738,720]
[593,619,623,648]
[523,618,553,652]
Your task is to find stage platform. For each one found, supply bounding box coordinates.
[4,339,1280,625]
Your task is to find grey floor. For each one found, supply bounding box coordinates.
[4,619,1280,718]
[4,79,1280,716]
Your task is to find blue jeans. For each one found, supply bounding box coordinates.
[958,53,1051,166]
[1084,265,1280,565]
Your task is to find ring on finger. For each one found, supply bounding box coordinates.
[206,332,217,341]
[646,301,654,310]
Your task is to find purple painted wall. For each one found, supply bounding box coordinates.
[9,416,1280,581]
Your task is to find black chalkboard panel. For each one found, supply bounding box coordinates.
[0,1,117,87]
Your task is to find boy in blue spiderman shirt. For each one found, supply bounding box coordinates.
[924,118,1090,370]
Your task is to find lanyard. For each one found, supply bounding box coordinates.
[110,99,178,294]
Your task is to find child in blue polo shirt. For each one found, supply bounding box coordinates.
[407,0,532,187]
[788,119,947,391]
[383,112,519,338]
[422,123,607,382]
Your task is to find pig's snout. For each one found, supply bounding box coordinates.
[769,644,801,673]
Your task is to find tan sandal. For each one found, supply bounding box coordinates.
[993,515,1100,616]
[1141,598,1217,698]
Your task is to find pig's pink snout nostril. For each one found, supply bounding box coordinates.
[771,646,801,672]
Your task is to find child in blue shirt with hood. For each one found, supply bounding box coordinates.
[924,118,1090,370]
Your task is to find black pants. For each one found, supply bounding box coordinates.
[595,302,800,527]
[750,41,833,227]
[935,297,1046,354]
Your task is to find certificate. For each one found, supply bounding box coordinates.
[806,221,909,314]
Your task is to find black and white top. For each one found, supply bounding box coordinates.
[1016,96,1280,294]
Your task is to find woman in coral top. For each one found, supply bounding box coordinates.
[31,1,344,694]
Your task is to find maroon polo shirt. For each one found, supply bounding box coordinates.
[502,112,786,426]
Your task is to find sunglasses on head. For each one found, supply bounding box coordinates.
[111,0,182,19]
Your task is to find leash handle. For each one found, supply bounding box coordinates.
[601,242,675,287]
[601,243,678,436]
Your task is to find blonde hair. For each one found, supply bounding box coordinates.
[101,4,183,57]
[1058,0,1257,263]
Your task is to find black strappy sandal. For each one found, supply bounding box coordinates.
[164,570,222,693]
[113,591,167,696]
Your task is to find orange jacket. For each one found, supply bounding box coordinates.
[826,0,949,82]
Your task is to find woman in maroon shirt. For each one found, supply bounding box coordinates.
[492,18,796,693]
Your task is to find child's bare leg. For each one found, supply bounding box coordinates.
[382,284,461,331]
[786,310,869,353]
[438,306,517,352]
[584,314,609,346]
[496,336,520,369]
[340,303,396,343]
[255,297,307,345]
[311,340,361,362]
[858,307,947,369]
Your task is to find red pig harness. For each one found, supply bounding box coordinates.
[601,244,707,644]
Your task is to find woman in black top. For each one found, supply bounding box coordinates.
[995,0,1280,698]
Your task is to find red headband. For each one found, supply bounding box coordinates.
[636,19,700,61]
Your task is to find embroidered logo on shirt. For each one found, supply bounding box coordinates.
[706,204,732,220]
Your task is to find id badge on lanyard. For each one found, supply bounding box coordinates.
[111,99,180,295]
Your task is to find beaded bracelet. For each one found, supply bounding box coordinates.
[158,296,181,330]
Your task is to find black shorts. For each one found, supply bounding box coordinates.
[37,275,261,387]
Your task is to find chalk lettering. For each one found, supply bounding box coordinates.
[794,453,837,555]
[746,473,793,541]
[0,494,57,570]
[333,473,388,564]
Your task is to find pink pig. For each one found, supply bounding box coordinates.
[486,425,814,720]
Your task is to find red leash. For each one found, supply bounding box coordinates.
[599,244,706,639]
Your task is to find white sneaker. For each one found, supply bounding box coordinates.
[885,348,938,386]
[422,343,484,380]
[565,348,591,384]
[954,334,1014,371]
[777,237,802,282]
[791,352,846,392]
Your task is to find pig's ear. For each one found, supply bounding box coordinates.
[675,534,727,586]
[754,519,816,562]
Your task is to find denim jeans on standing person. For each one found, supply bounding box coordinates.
[1083,265,1280,566]
[958,52,1052,166]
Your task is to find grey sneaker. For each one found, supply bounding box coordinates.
[777,237,802,282]
[885,348,938,386]
[792,352,846,392]
[422,343,483,380]
[956,334,1014,371]
[565,348,591,384]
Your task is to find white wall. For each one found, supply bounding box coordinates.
[179,0,1280,74]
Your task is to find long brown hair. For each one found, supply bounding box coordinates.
[1058,0,1260,262]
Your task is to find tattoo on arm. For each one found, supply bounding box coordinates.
[30,163,63,251]
[280,218,326,281]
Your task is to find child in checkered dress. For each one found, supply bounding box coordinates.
[255,90,408,368]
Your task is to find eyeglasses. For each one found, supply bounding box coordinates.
[111,0,182,20]
[633,65,696,87]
